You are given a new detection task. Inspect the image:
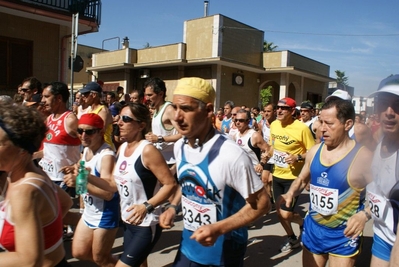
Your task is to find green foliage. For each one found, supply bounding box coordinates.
[315,102,324,109]
[263,40,278,52]
[260,86,273,107]
[335,70,349,86]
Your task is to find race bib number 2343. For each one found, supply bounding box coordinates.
[181,196,217,231]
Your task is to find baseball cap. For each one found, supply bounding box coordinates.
[369,74,399,98]
[325,89,352,102]
[278,97,296,108]
[300,101,314,109]
[79,113,104,129]
[173,77,215,104]
[80,82,102,94]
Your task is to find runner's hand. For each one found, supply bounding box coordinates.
[277,193,293,210]
[159,208,176,229]
[190,224,221,247]
[344,211,368,239]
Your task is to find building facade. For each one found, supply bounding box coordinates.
[87,14,333,108]
[0,0,101,95]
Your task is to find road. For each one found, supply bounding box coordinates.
[65,191,373,267]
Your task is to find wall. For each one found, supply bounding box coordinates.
[220,16,264,66]
[184,16,214,59]
[0,13,60,85]
[137,43,185,64]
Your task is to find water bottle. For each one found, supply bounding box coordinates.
[76,160,88,194]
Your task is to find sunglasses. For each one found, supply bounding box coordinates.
[232,113,237,116]
[77,128,100,135]
[82,92,91,97]
[234,118,247,123]
[21,88,29,92]
[120,115,141,123]
[276,106,292,110]
[376,100,399,114]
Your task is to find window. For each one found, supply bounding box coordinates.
[0,36,33,90]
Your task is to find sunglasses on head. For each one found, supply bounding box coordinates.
[234,118,247,123]
[77,128,100,135]
[120,115,141,123]
[276,106,291,110]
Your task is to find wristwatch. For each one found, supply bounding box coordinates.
[362,210,372,221]
[297,154,303,162]
[157,135,164,143]
[143,201,155,214]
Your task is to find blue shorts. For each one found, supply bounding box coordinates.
[120,223,162,267]
[302,215,362,257]
[371,234,392,262]
[173,239,246,267]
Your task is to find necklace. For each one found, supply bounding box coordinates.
[185,126,215,149]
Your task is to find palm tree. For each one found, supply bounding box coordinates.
[263,40,278,52]
[335,70,349,86]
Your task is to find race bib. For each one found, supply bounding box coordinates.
[273,150,288,168]
[367,190,393,227]
[83,193,93,206]
[181,196,217,231]
[39,158,56,176]
[115,177,132,199]
[310,184,339,216]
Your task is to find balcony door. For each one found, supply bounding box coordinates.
[0,36,33,91]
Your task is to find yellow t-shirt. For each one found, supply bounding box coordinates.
[90,105,116,151]
[270,119,315,179]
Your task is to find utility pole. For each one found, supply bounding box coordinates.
[70,12,79,109]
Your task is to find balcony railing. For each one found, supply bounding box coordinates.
[7,0,101,26]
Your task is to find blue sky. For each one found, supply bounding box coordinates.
[79,0,399,97]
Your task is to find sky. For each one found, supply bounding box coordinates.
[79,0,399,97]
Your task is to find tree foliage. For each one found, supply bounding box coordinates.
[260,86,273,107]
[263,40,278,52]
[335,70,349,86]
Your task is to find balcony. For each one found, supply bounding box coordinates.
[0,0,101,32]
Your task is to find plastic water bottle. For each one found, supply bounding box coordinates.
[76,161,88,194]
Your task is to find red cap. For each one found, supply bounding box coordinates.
[79,113,104,129]
[278,97,296,108]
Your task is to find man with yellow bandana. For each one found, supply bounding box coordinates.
[279,99,373,267]
[270,97,315,252]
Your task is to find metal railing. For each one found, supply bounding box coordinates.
[11,0,102,25]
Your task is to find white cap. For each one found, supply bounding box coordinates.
[369,74,399,98]
[325,89,352,102]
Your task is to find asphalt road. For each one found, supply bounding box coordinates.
[65,191,373,267]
